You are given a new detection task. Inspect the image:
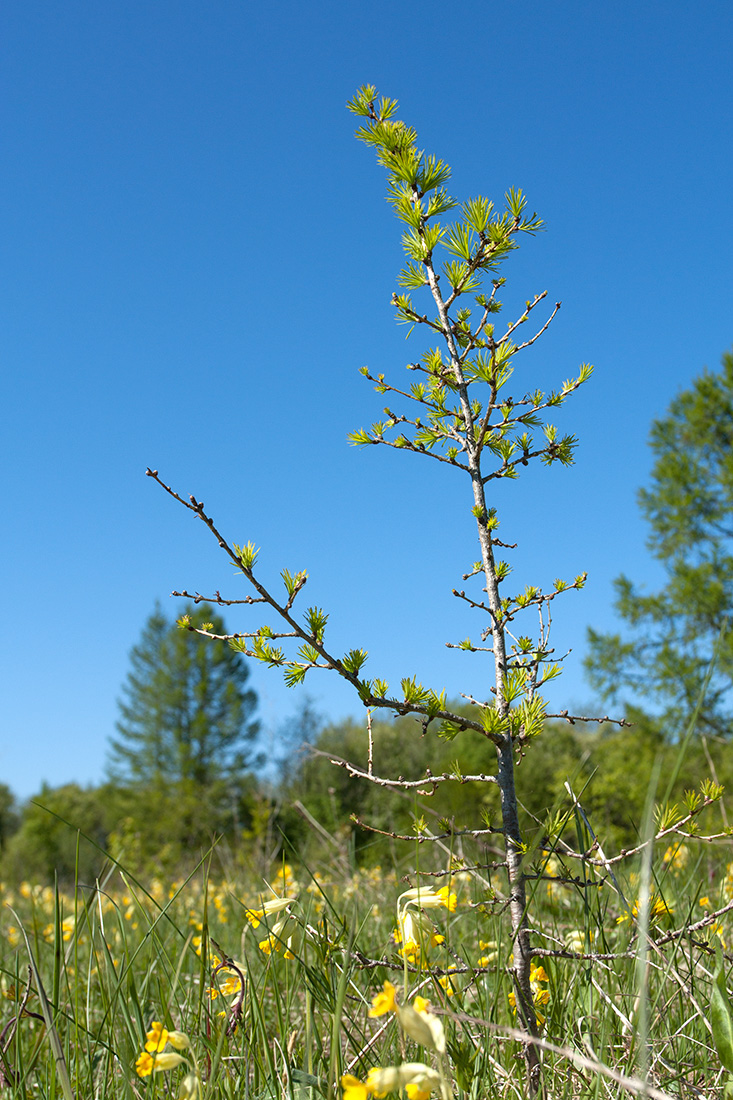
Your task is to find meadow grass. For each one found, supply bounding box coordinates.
[2,799,733,1100]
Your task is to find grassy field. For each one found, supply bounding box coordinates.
[2,786,733,1100]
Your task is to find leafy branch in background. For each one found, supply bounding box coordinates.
[147,85,608,1090]
[586,349,733,735]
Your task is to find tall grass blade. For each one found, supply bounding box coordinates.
[9,907,76,1100]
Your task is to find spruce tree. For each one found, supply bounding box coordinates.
[109,602,259,788]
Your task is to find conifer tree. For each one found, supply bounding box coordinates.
[586,349,733,734]
[109,602,259,787]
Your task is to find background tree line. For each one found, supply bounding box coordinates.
[2,350,732,885]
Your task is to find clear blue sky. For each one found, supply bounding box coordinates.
[3,1,732,800]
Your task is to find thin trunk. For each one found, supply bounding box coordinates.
[424,248,541,1091]
[472,472,542,1093]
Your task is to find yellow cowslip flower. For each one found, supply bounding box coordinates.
[341,1074,371,1100]
[405,1084,431,1100]
[178,1071,202,1100]
[436,885,457,912]
[565,929,593,953]
[398,886,454,912]
[258,917,295,958]
[136,1052,155,1076]
[210,970,242,999]
[616,892,673,925]
[508,961,550,1026]
[145,1021,190,1054]
[393,906,444,966]
[135,1051,185,1077]
[399,1000,446,1054]
[369,981,398,1017]
[145,1022,170,1053]
[245,896,297,929]
[437,973,455,997]
[700,896,711,908]
[663,843,689,874]
[367,1063,441,1097]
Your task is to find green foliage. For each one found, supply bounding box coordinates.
[0,783,19,853]
[586,349,733,736]
[3,783,114,883]
[109,601,259,787]
[105,602,260,870]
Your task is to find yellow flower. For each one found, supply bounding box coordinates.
[136,1052,155,1077]
[341,1073,371,1100]
[245,895,297,929]
[369,981,398,1017]
[699,896,711,908]
[166,1030,190,1051]
[135,1051,185,1077]
[663,843,689,874]
[478,939,498,966]
[179,1071,201,1100]
[436,885,457,912]
[398,885,454,912]
[393,902,445,966]
[400,1000,446,1053]
[616,892,672,925]
[217,972,243,997]
[145,1022,169,1053]
[508,961,550,1026]
[405,1085,431,1100]
[367,1064,441,1097]
[437,973,455,997]
[144,1021,190,1054]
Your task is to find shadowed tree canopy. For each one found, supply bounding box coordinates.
[585,349,733,735]
[109,602,260,786]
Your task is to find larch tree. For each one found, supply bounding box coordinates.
[145,87,618,1088]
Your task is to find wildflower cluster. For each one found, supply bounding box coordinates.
[245,894,298,957]
[508,962,551,1027]
[135,1022,201,1098]
[344,981,452,1100]
[394,885,456,966]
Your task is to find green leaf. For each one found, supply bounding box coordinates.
[233,540,259,570]
[348,428,373,446]
[9,911,75,1100]
[282,568,307,597]
[400,676,430,703]
[481,707,509,739]
[283,664,308,688]
[342,648,368,675]
[305,606,329,642]
[437,720,463,741]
